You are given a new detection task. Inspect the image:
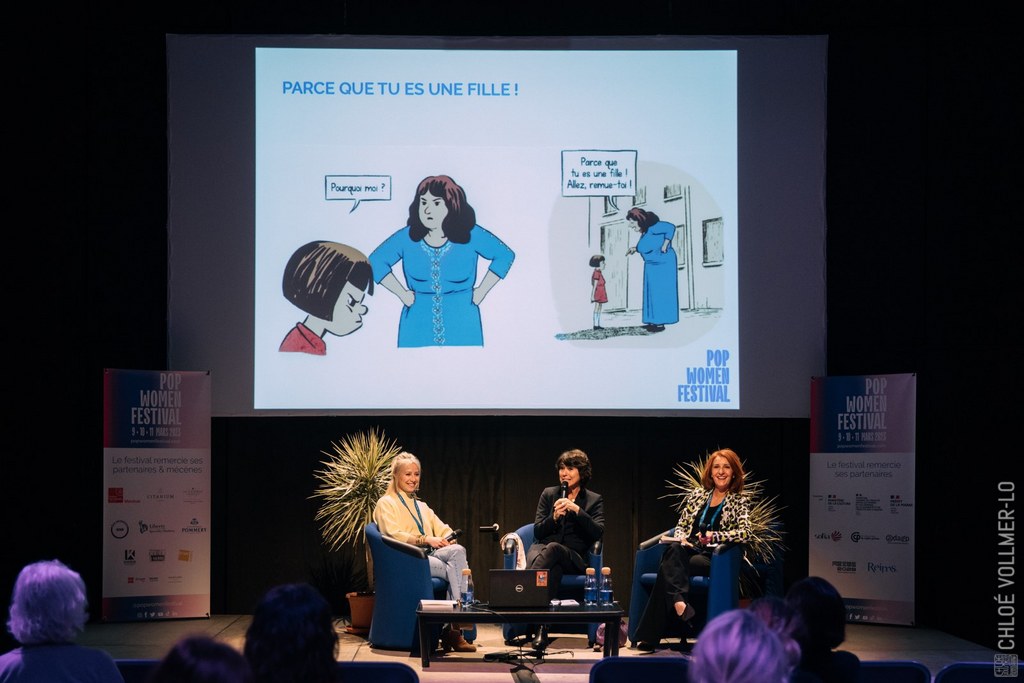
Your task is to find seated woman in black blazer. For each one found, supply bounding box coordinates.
[526,448,605,650]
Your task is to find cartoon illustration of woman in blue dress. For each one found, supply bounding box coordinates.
[625,206,679,333]
[369,175,515,347]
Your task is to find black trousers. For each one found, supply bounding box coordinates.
[632,542,711,643]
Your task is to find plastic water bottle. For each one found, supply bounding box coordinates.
[583,567,598,606]
[599,566,613,606]
[460,568,475,606]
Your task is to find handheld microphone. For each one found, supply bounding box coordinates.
[558,481,569,525]
[444,529,463,542]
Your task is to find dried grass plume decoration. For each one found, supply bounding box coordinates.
[663,451,786,568]
[312,427,404,552]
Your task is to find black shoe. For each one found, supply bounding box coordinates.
[531,625,548,651]
[637,640,658,652]
[644,324,665,333]
[593,325,604,330]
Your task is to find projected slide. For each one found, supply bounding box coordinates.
[253,47,738,411]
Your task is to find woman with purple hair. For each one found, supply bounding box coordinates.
[690,608,792,683]
[0,559,123,682]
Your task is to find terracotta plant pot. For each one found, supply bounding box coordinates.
[345,591,375,635]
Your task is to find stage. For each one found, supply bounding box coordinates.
[78,616,998,682]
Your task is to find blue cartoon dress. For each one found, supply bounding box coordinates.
[636,221,680,326]
[369,225,515,347]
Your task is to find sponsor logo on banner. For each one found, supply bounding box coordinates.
[147,489,175,502]
[108,487,141,504]
[888,495,913,512]
[855,494,883,513]
[149,549,166,562]
[183,487,204,503]
[178,549,193,562]
[182,518,208,534]
[139,520,172,534]
[826,494,851,511]
[111,520,129,538]
[814,531,842,542]
[831,560,857,574]
[123,549,136,565]
[850,532,880,543]
[867,562,897,574]
[885,534,910,545]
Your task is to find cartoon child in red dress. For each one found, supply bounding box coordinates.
[589,254,608,330]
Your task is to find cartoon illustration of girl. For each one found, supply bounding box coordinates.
[368,175,515,347]
[279,241,373,355]
[589,254,608,330]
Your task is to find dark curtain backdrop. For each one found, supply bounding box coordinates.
[3,0,1018,655]
[214,416,808,615]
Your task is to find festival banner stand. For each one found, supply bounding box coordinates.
[809,373,916,625]
[102,369,211,621]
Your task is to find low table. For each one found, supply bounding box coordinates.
[416,602,625,668]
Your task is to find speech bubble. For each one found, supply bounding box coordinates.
[561,150,637,198]
[325,175,392,212]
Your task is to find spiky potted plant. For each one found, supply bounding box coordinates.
[311,427,403,634]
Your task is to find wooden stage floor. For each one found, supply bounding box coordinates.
[78,615,1001,682]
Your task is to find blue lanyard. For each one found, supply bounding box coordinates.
[397,493,425,536]
[698,491,725,530]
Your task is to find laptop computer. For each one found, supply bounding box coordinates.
[488,569,552,608]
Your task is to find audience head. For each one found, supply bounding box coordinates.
[556,448,592,486]
[749,595,805,668]
[6,559,88,645]
[151,635,253,683]
[244,583,338,683]
[690,608,791,683]
[786,576,847,652]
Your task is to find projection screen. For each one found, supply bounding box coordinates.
[167,34,827,417]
